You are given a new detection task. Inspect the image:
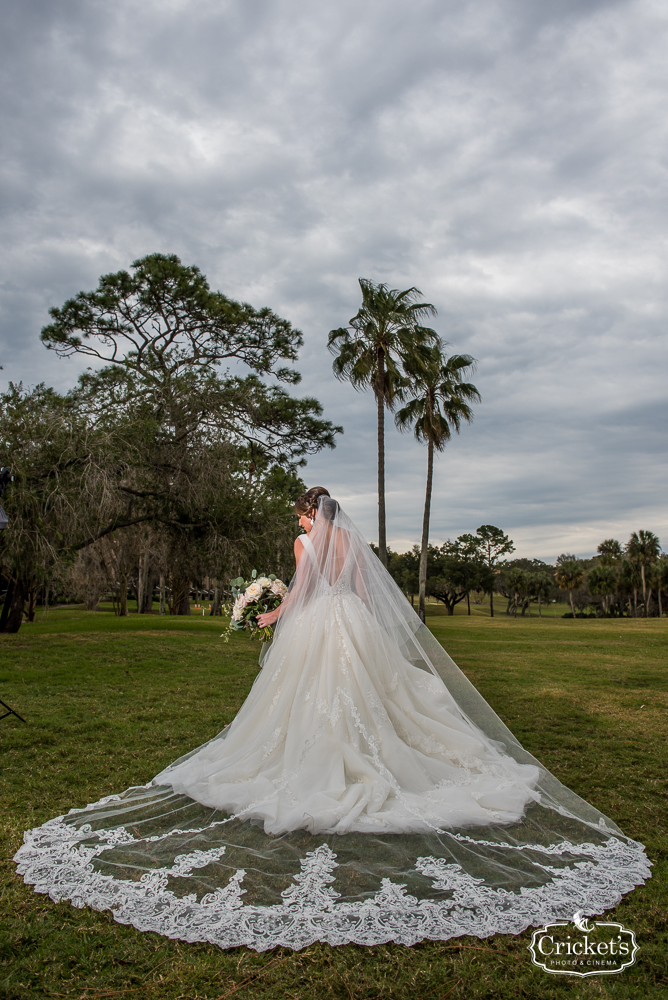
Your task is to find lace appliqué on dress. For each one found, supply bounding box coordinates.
[14,809,651,952]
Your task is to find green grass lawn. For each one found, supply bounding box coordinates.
[1,609,666,999]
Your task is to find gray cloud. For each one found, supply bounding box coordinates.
[1,0,666,559]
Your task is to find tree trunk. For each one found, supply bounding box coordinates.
[0,578,15,632]
[640,564,647,615]
[538,593,542,617]
[142,574,156,613]
[569,589,576,616]
[4,577,26,633]
[211,580,222,616]
[159,574,166,615]
[85,589,100,612]
[172,578,191,615]
[659,587,663,618]
[466,591,471,616]
[118,575,128,616]
[418,438,434,624]
[633,588,638,617]
[25,584,37,623]
[376,354,387,568]
[137,552,149,614]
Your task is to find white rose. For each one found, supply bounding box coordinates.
[256,577,271,588]
[231,594,247,621]
[270,579,287,597]
[245,582,263,600]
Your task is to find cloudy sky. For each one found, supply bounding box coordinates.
[1,0,666,560]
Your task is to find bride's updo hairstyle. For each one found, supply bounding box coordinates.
[294,486,330,517]
[318,496,339,522]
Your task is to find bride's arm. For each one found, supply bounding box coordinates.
[257,537,304,627]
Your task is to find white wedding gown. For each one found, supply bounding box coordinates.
[14,500,650,951]
[156,534,540,835]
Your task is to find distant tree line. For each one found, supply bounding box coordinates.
[384,529,667,618]
[554,532,667,618]
[0,254,342,633]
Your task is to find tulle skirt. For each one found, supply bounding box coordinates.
[156,592,541,834]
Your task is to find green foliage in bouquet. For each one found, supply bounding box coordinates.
[220,568,288,643]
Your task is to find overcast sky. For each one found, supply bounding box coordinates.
[1,0,666,560]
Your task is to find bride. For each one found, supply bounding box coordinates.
[14,487,650,951]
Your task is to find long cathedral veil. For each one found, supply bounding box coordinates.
[270,496,610,829]
[14,496,650,950]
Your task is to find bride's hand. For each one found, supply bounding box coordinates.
[257,609,279,628]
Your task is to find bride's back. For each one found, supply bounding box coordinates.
[309,500,352,588]
[293,498,378,613]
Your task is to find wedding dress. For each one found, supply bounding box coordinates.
[14,498,650,950]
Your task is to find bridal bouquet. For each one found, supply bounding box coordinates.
[221,570,288,643]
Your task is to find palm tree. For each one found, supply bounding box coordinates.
[587,564,618,616]
[656,557,668,618]
[645,561,661,617]
[504,567,530,617]
[555,559,585,617]
[531,572,552,617]
[618,559,642,617]
[625,530,661,616]
[328,279,439,567]
[395,350,480,622]
[597,538,623,566]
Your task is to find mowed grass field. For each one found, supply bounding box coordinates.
[0,608,666,1000]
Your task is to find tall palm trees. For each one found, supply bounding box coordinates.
[625,530,661,616]
[395,351,480,622]
[328,279,439,567]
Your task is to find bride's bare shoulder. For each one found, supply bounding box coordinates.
[294,534,309,565]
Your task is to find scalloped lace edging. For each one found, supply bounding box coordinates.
[14,816,651,951]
